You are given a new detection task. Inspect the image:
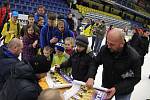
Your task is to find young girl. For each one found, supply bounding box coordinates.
[64,37,75,55]
[22,25,39,61]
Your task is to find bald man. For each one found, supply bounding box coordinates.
[86,28,141,100]
[0,38,23,90]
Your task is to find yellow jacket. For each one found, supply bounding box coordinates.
[1,19,20,43]
[83,25,93,37]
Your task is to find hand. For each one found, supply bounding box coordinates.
[54,64,60,69]
[86,78,94,88]
[105,87,116,100]
[50,37,58,44]
[32,40,38,48]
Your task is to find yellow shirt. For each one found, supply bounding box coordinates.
[1,19,20,43]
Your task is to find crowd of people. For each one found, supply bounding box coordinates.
[0,1,150,100]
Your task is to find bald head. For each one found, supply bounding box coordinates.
[107,28,125,44]
[107,28,125,52]
[7,38,23,57]
[38,89,63,100]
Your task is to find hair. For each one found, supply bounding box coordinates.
[38,89,63,100]
[65,37,75,47]
[37,5,45,10]
[43,46,53,52]
[38,16,44,22]
[28,14,34,19]
[48,12,57,20]
[7,38,22,49]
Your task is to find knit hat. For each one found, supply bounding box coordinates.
[76,35,89,47]
[55,42,65,52]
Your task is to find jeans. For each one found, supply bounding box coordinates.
[115,93,132,100]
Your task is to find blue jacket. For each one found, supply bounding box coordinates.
[34,13,48,25]
[55,19,74,42]
[0,45,20,90]
[40,24,59,48]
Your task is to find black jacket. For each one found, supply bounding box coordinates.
[0,61,41,100]
[90,44,141,95]
[0,45,20,90]
[60,50,94,82]
[29,55,51,74]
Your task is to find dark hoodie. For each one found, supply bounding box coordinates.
[0,61,41,100]
[0,45,19,90]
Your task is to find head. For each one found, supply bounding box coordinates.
[28,14,35,25]
[107,28,125,53]
[11,11,19,23]
[55,42,65,56]
[68,13,73,19]
[43,46,53,57]
[57,20,65,32]
[143,29,149,37]
[38,89,63,100]
[37,5,45,15]
[37,16,44,26]
[76,35,89,53]
[7,38,23,57]
[64,37,75,50]
[47,12,56,27]
[27,25,34,35]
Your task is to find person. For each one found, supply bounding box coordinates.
[29,46,53,74]
[40,12,59,49]
[64,37,75,55]
[38,89,63,100]
[128,29,149,66]
[0,38,23,90]
[55,35,94,84]
[1,11,20,44]
[0,60,42,100]
[52,42,70,75]
[22,25,39,61]
[0,1,10,36]
[34,5,48,25]
[66,13,74,32]
[87,28,142,100]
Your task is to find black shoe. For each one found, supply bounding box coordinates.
[149,75,150,79]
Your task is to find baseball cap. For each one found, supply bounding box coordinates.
[12,11,19,17]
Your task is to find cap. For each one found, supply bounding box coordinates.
[12,11,19,17]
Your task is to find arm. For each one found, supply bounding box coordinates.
[40,26,47,48]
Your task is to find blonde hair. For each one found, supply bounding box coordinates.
[65,37,75,47]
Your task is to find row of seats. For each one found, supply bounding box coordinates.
[76,5,122,20]
[10,0,69,14]
[85,13,131,29]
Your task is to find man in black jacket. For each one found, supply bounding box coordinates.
[0,38,23,90]
[87,28,142,100]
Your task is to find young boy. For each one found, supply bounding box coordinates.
[64,37,75,55]
[29,46,53,74]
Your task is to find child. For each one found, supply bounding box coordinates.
[29,46,54,74]
[64,37,75,55]
[22,25,39,61]
[52,42,70,75]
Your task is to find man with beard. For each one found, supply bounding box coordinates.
[86,28,142,100]
[0,38,23,90]
[55,35,94,87]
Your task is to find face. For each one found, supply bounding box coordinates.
[56,49,63,56]
[107,34,123,53]
[27,27,34,35]
[68,14,72,19]
[76,45,86,53]
[38,7,45,15]
[58,21,65,32]
[43,49,51,57]
[65,40,72,50]
[48,19,54,26]
[38,19,44,26]
[28,17,34,25]
[12,16,18,23]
